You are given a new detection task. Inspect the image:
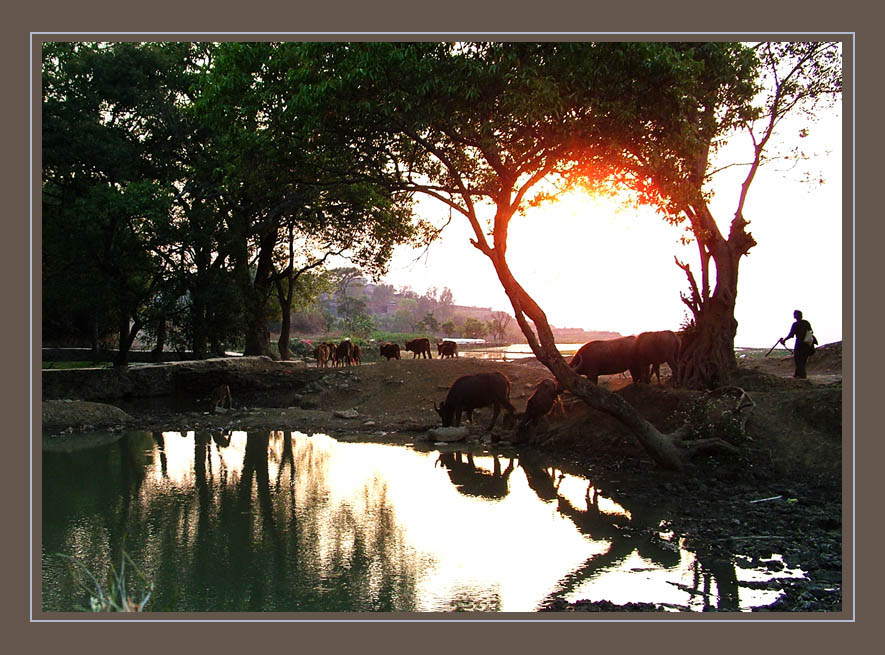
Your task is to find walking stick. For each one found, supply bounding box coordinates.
[765,338,791,357]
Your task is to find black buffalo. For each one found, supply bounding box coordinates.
[635,330,680,384]
[434,372,516,432]
[405,337,433,359]
[569,336,641,384]
[437,340,458,358]
[379,343,401,360]
[518,379,563,431]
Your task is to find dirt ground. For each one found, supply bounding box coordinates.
[42,342,845,613]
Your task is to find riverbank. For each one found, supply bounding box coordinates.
[41,343,845,613]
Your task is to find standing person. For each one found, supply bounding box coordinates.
[780,309,817,379]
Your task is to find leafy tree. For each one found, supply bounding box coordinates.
[461,317,488,339]
[307,41,764,469]
[415,312,440,333]
[590,42,842,388]
[189,43,420,357]
[42,42,189,365]
[441,320,457,338]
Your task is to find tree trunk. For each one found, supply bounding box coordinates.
[151,314,166,363]
[482,231,688,469]
[114,311,131,367]
[191,296,209,360]
[278,309,292,360]
[478,207,739,470]
[676,204,754,390]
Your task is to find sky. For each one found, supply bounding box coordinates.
[378,106,845,349]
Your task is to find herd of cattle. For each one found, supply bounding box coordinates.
[310,329,681,435]
[315,337,459,367]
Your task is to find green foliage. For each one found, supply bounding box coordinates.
[461,317,488,339]
[441,320,457,337]
[415,312,440,333]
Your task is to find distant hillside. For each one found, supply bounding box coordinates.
[549,327,623,343]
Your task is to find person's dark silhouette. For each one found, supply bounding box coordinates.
[781,309,817,379]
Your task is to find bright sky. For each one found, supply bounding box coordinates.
[380,107,844,348]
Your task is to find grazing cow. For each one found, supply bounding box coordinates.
[434,372,516,433]
[635,330,681,384]
[379,342,401,360]
[352,344,362,365]
[405,337,433,359]
[437,340,458,359]
[313,343,331,369]
[569,336,641,384]
[518,379,564,431]
[336,339,355,367]
[209,384,232,413]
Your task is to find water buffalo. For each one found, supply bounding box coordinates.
[569,336,641,384]
[379,342,401,360]
[437,340,458,358]
[434,372,516,433]
[517,379,564,431]
[405,337,433,359]
[635,330,681,384]
[335,339,355,367]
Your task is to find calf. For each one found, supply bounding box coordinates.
[379,342,401,360]
[437,340,458,359]
[569,335,641,384]
[352,343,362,365]
[635,330,681,384]
[434,372,516,432]
[517,379,564,431]
[405,337,432,359]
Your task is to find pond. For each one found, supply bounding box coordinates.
[41,430,804,613]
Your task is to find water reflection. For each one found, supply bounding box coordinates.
[42,432,802,613]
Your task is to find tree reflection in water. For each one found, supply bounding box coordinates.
[43,433,774,612]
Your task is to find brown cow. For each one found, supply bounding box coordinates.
[517,379,564,432]
[437,340,458,359]
[209,384,232,413]
[336,339,355,366]
[569,336,641,385]
[313,343,331,369]
[405,337,432,359]
[352,344,362,365]
[324,341,339,367]
[635,330,681,384]
[434,372,516,433]
[379,343,401,360]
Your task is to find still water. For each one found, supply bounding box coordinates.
[42,431,802,613]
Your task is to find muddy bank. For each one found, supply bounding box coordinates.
[42,356,314,402]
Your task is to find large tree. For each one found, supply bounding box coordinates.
[42,42,191,365]
[593,42,842,388]
[306,41,768,469]
[189,42,421,357]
